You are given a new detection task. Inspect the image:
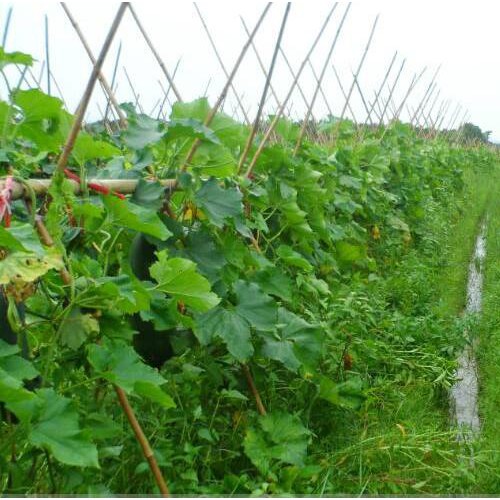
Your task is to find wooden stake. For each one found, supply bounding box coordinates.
[380,58,406,124]
[61,3,127,127]
[181,3,272,172]
[332,65,356,122]
[103,42,122,125]
[294,3,350,154]
[54,4,127,174]
[1,6,12,47]
[245,2,338,177]
[410,65,441,124]
[123,66,144,113]
[238,3,291,172]
[393,66,426,121]
[128,3,182,102]
[115,386,170,496]
[367,50,398,124]
[194,4,251,125]
[339,15,379,121]
[44,15,51,96]
[33,7,171,495]
[242,364,267,416]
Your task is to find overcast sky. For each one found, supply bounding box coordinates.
[1,1,499,140]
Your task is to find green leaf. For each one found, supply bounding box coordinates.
[87,340,175,409]
[103,195,171,241]
[150,251,220,312]
[259,309,322,372]
[194,306,253,361]
[253,267,293,301]
[13,89,67,151]
[244,412,310,475]
[0,248,63,285]
[318,376,366,410]
[0,223,45,254]
[336,241,366,263]
[194,179,243,228]
[234,280,277,331]
[276,245,313,272]
[134,382,176,409]
[130,179,165,211]
[122,105,164,149]
[59,308,100,350]
[0,47,33,70]
[166,118,220,144]
[72,134,120,164]
[0,341,38,419]
[29,389,99,468]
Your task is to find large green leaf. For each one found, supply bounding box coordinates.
[165,118,220,144]
[276,245,313,272]
[194,179,243,228]
[0,47,33,70]
[28,389,99,468]
[259,308,322,372]
[194,306,253,361]
[103,195,171,241]
[244,412,310,475]
[121,104,164,150]
[72,134,120,164]
[234,280,277,332]
[87,340,175,409]
[59,307,100,350]
[150,251,220,312]
[0,223,45,254]
[0,340,38,419]
[13,89,66,150]
[0,247,64,285]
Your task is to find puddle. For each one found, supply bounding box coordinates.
[450,222,486,438]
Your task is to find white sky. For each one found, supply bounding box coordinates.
[1,1,499,140]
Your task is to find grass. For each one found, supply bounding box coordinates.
[316,157,500,496]
[473,173,500,493]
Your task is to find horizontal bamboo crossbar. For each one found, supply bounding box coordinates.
[2,178,177,200]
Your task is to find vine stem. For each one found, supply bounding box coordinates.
[114,386,170,497]
[242,364,267,416]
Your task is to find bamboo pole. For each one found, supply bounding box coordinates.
[367,51,397,125]
[128,3,182,102]
[61,3,127,127]
[245,3,338,177]
[103,42,122,125]
[351,72,374,126]
[44,15,51,96]
[1,6,12,47]
[1,178,176,200]
[157,58,181,119]
[33,6,171,495]
[194,4,251,125]
[123,66,144,113]
[393,66,427,121]
[332,65,356,122]
[114,386,170,496]
[410,65,441,124]
[54,5,126,175]
[181,3,272,172]
[238,3,291,171]
[294,3,350,154]
[307,61,334,118]
[339,15,379,121]
[380,58,405,124]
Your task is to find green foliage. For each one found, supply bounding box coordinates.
[1,50,499,496]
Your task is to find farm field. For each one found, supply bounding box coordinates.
[1,3,500,497]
